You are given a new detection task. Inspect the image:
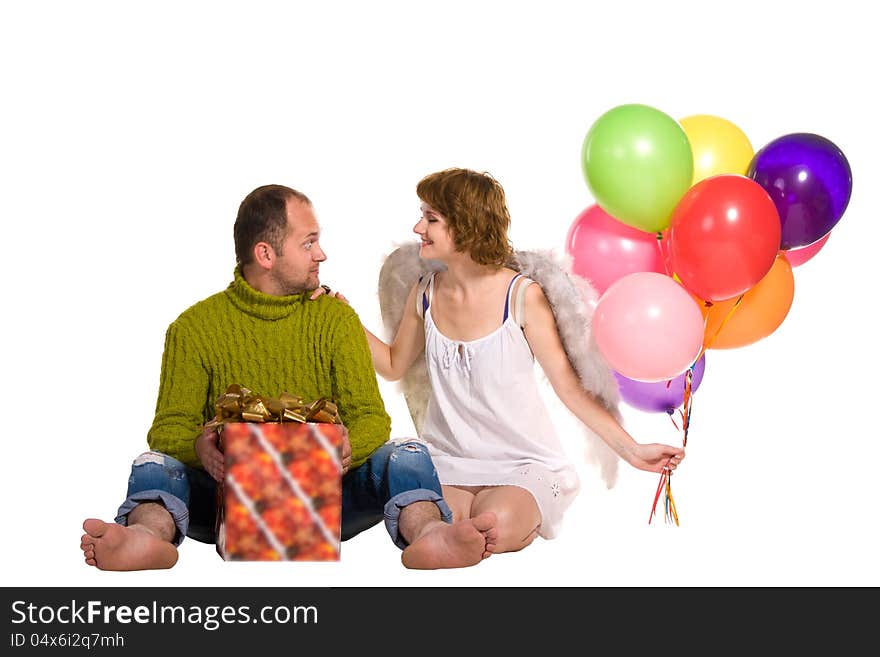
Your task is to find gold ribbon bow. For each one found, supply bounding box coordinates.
[203,383,341,431]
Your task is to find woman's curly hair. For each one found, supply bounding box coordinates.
[416,168,513,267]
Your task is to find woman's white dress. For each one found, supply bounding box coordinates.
[418,272,580,539]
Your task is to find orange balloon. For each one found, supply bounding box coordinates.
[698,253,795,350]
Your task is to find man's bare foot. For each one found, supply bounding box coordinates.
[401,512,496,570]
[80,519,178,571]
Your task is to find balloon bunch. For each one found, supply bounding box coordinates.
[567,104,853,524]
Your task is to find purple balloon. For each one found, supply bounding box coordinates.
[614,355,706,414]
[747,133,852,250]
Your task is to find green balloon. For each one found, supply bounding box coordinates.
[582,104,693,233]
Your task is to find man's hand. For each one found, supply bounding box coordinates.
[196,426,225,482]
[340,427,352,475]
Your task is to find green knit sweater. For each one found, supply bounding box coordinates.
[147,267,391,469]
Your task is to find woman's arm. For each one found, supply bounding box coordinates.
[522,283,685,473]
[370,281,426,381]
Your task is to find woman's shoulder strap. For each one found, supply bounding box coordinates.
[415,272,434,319]
[511,276,535,328]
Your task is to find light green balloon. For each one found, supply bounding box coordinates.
[582,104,693,233]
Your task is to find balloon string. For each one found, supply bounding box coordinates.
[665,476,679,525]
[648,466,680,526]
[650,292,744,524]
[648,469,668,524]
[680,367,694,448]
[649,365,695,526]
[702,294,745,353]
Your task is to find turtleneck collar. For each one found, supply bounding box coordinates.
[224,266,312,320]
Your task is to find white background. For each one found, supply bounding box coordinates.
[3,0,877,588]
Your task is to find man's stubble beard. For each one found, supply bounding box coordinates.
[271,269,317,296]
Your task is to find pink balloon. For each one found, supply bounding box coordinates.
[594,272,705,382]
[565,205,665,295]
[782,232,830,267]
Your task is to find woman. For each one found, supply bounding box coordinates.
[326,168,684,568]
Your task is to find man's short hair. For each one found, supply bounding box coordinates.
[416,168,513,267]
[234,185,312,265]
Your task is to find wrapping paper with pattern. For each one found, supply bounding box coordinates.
[216,422,344,561]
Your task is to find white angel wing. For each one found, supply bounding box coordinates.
[376,242,444,433]
[377,241,622,488]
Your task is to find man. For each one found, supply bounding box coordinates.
[80,184,496,571]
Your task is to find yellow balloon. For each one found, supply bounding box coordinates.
[679,114,754,186]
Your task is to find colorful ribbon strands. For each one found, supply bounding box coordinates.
[648,366,694,526]
[575,105,852,526]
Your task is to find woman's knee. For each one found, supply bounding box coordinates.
[492,508,540,553]
[441,485,475,523]
[474,488,542,553]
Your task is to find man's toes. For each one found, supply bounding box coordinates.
[85,557,97,567]
[83,518,108,538]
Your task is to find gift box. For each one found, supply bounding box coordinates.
[215,421,344,561]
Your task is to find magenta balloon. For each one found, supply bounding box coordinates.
[614,354,706,414]
[782,232,830,267]
[565,205,666,295]
[593,271,705,382]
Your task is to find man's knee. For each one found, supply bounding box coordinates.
[392,440,429,455]
[388,440,434,474]
[129,451,185,476]
[125,451,187,490]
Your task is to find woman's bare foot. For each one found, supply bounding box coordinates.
[80,519,178,571]
[482,520,499,559]
[401,512,496,570]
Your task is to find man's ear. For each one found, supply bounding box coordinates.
[253,241,275,270]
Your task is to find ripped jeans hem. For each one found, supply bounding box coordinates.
[114,490,190,546]
[382,488,453,550]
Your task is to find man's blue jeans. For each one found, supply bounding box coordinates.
[115,440,452,549]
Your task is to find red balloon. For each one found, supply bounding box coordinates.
[667,175,781,301]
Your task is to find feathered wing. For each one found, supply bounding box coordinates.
[376,243,444,433]
[510,249,622,488]
[377,242,622,488]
